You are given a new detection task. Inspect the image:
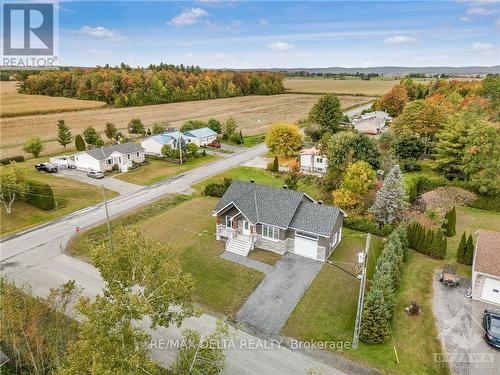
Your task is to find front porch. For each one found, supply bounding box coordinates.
[216,217,257,256]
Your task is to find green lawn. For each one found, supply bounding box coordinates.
[114,155,218,186]
[282,229,448,375]
[248,248,282,266]
[0,158,118,236]
[193,166,325,201]
[67,195,264,317]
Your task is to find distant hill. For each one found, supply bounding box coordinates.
[263,66,500,76]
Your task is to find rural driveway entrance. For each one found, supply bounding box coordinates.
[235,253,322,336]
[55,169,142,195]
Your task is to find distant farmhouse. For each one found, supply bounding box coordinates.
[351,111,392,135]
[141,127,218,155]
[299,146,328,175]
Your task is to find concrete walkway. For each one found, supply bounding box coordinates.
[220,251,274,275]
[236,253,322,336]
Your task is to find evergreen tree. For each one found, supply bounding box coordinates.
[370,165,408,224]
[456,232,467,264]
[360,287,391,344]
[75,134,85,151]
[56,120,73,150]
[464,234,474,265]
[372,273,395,315]
[442,207,456,237]
[272,155,279,172]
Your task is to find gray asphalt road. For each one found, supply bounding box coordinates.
[236,253,323,336]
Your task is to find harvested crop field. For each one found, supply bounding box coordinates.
[284,78,400,96]
[0,93,374,158]
[0,81,106,117]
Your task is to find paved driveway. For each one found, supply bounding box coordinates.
[55,169,142,195]
[432,273,500,375]
[235,253,322,336]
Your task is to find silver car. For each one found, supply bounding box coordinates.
[87,171,104,179]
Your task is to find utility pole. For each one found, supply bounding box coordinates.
[257,113,262,135]
[178,134,183,165]
[101,184,113,251]
[352,233,371,349]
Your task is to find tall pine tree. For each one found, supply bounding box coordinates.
[370,165,408,224]
[456,232,467,264]
[464,234,474,265]
[360,287,391,344]
[57,120,73,150]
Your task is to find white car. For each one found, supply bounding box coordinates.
[87,171,104,179]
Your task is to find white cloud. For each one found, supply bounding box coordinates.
[259,19,270,26]
[472,42,493,50]
[268,41,295,50]
[79,26,124,41]
[384,35,418,44]
[460,16,471,21]
[169,8,209,27]
[466,7,495,15]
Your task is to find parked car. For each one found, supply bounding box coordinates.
[35,163,58,173]
[483,310,500,349]
[87,171,104,179]
[208,140,221,148]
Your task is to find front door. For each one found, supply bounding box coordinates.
[241,220,251,236]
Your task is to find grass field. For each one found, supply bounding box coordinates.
[0,93,374,159]
[114,155,219,186]
[282,229,449,375]
[68,195,264,316]
[0,158,118,236]
[0,81,106,118]
[284,78,400,96]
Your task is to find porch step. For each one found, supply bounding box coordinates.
[226,237,252,257]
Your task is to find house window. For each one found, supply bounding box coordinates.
[317,157,323,163]
[262,224,279,240]
[127,154,131,160]
[118,156,122,164]
[225,216,232,227]
[136,152,140,157]
[107,159,112,165]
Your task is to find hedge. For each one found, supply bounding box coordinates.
[344,216,395,237]
[406,175,448,203]
[406,221,447,259]
[26,180,56,210]
[0,155,24,165]
[203,178,232,198]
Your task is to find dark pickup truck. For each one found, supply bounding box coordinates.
[35,163,58,173]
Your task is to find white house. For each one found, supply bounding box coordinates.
[352,116,386,135]
[472,230,500,306]
[141,132,183,156]
[183,127,218,146]
[299,146,328,174]
[359,111,392,122]
[73,143,145,173]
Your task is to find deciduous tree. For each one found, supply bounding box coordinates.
[152,122,166,135]
[222,117,237,140]
[83,126,99,145]
[265,122,302,156]
[375,85,409,117]
[0,164,28,213]
[207,118,222,134]
[23,136,43,158]
[128,118,146,135]
[332,160,375,212]
[104,122,118,141]
[308,94,343,133]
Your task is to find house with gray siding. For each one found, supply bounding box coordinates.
[213,181,346,261]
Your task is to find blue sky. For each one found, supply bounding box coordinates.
[58,0,500,68]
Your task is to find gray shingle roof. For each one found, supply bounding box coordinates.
[290,201,341,237]
[214,181,343,236]
[84,143,144,161]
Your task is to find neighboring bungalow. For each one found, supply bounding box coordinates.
[183,127,218,146]
[73,143,145,172]
[141,131,183,155]
[299,146,328,174]
[472,230,500,306]
[352,116,386,135]
[359,110,392,122]
[213,181,346,261]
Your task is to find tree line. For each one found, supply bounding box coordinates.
[17,68,285,107]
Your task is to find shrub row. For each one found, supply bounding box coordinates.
[360,226,408,344]
[26,180,56,210]
[0,155,25,165]
[406,175,448,203]
[407,221,447,259]
[203,178,232,198]
[344,216,395,237]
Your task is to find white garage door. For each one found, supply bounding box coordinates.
[294,232,318,260]
[481,277,500,305]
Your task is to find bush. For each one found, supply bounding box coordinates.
[26,180,56,210]
[203,178,232,197]
[75,134,86,151]
[344,216,395,237]
[406,175,448,203]
[0,156,24,165]
[229,132,243,145]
